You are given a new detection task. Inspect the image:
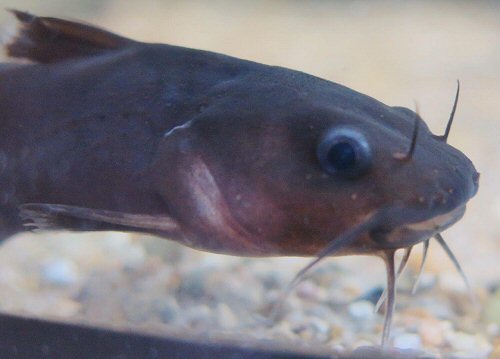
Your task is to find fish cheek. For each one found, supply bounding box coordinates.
[151,130,272,255]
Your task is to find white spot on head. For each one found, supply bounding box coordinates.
[163,120,193,138]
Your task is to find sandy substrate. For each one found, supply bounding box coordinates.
[0,232,495,358]
[0,1,499,358]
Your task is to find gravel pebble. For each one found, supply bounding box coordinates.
[215,303,239,329]
[483,290,500,325]
[445,331,493,358]
[41,259,79,287]
[418,320,446,347]
[393,333,422,350]
[296,281,327,302]
[348,300,375,321]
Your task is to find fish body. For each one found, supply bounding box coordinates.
[0,12,478,258]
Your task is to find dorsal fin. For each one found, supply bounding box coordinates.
[5,10,136,63]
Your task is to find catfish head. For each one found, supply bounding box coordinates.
[151,69,479,258]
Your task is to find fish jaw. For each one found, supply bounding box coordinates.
[374,205,467,251]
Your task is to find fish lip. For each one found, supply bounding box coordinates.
[379,199,467,231]
[404,205,466,233]
[372,204,467,250]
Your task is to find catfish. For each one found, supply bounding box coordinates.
[0,11,479,345]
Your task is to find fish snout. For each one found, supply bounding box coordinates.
[454,159,480,201]
[471,171,480,197]
[429,157,479,214]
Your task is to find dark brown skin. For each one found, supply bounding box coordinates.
[0,11,479,345]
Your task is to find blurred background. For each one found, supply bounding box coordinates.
[0,1,498,357]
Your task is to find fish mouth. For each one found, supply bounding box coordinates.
[405,205,466,233]
[378,205,467,250]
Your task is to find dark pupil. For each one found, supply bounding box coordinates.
[327,142,356,171]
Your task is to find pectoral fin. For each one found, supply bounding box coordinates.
[19,203,180,236]
[6,10,134,63]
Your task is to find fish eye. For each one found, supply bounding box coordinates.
[316,127,372,178]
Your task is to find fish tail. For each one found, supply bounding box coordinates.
[5,10,135,63]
